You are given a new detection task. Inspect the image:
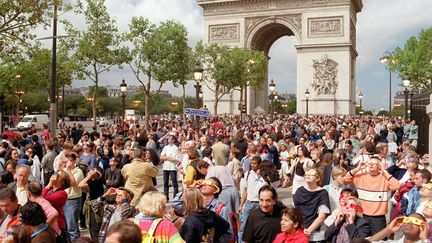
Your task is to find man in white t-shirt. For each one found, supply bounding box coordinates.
[159,135,179,200]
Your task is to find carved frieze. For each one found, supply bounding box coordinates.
[199,0,351,16]
[311,55,339,95]
[209,23,240,43]
[245,14,301,42]
[308,16,343,38]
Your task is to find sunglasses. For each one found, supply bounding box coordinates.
[343,202,363,213]
[405,156,416,164]
[402,217,424,226]
[202,180,220,193]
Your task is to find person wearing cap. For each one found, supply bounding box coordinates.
[92,186,134,242]
[344,156,400,235]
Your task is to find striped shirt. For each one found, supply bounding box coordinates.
[344,172,399,216]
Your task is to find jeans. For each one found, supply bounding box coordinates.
[64,197,82,241]
[239,200,259,243]
[163,170,178,200]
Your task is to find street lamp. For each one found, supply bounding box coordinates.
[358,91,363,114]
[305,89,310,117]
[380,52,393,116]
[269,79,276,112]
[193,62,203,132]
[409,91,414,121]
[120,79,127,125]
[402,79,410,121]
[269,79,276,94]
[15,90,25,117]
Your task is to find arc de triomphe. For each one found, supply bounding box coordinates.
[197,0,363,115]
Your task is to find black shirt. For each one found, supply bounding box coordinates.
[88,178,104,200]
[243,203,285,243]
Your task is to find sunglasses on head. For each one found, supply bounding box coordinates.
[402,216,424,226]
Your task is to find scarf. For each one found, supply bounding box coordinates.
[293,186,330,228]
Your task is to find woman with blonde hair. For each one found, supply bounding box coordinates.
[135,191,182,243]
[293,168,330,243]
[180,187,229,243]
[324,197,371,242]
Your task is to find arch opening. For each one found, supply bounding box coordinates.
[250,23,295,55]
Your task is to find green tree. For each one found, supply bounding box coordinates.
[98,96,121,117]
[196,43,267,114]
[21,92,49,113]
[388,28,432,91]
[377,110,389,116]
[65,0,128,127]
[0,0,51,59]
[125,18,191,129]
[88,86,108,97]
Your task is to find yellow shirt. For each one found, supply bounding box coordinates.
[65,167,84,199]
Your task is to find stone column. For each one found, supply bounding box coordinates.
[427,93,432,165]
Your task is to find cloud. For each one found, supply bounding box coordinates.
[34,0,432,110]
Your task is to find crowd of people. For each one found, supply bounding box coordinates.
[0,113,428,243]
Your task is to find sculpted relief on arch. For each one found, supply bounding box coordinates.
[244,14,302,45]
[311,55,339,95]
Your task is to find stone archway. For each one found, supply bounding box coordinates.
[198,0,363,115]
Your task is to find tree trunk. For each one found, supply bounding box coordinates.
[144,75,151,130]
[182,84,186,121]
[92,63,98,128]
[214,85,219,115]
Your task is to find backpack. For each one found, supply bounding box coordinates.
[140,218,163,243]
[215,202,238,243]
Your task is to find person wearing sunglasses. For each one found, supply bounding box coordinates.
[344,157,400,235]
[367,213,429,242]
[325,197,371,242]
[200,177,234,242]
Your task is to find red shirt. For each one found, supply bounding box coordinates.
[42,188,67,230]
[273,230,309,243]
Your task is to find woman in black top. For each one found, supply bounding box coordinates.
[78,167,104,240]
[104,157,124,189]
[180,187,229,243]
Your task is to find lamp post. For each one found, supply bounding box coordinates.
[358,91,363,114]
[193,62,203,132]
[15,90,25,117]
[269,79,276,120]
[120,79,127,126]
[380,52,392,116]
[305,89,310,118]
[273,94,278,119]
[402,79,410,121]
[409,91,414,121]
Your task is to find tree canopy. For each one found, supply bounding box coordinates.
[388,28,432,91]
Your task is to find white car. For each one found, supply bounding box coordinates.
[98,117,110,127]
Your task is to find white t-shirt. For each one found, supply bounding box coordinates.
[240,170,267,202]
[160,144,179,171]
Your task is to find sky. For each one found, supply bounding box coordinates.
[36,0,432,111]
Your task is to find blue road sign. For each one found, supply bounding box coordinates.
[184,108,210,117]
